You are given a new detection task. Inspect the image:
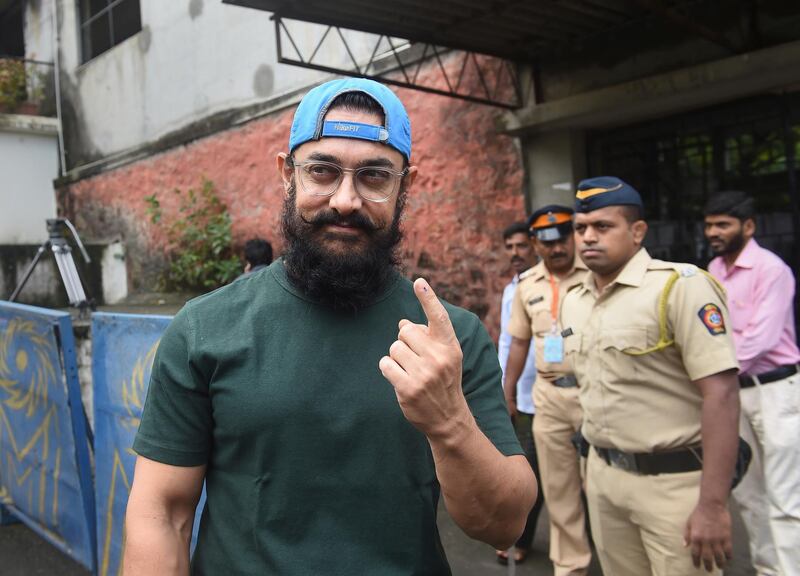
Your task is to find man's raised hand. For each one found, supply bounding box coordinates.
[379,278,471,439]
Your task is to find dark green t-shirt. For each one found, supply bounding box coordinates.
[134,260,521,575]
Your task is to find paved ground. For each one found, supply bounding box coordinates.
[0,500,756,575]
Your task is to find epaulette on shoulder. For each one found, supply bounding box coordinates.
[519,267,536,281]
[649,259,699,278]
[566,282,585,295]
[651,260,726,298]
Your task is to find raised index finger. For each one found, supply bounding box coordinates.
[413,278,456,343]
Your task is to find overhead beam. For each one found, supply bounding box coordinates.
[629,0,740,54]
[500,39,800,135]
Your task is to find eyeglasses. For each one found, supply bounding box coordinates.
[291,159,409,203]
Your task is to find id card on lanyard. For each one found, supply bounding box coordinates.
[543,273,564,363]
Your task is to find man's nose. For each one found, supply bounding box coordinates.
[582,227,598,243]
[328,173,362,215]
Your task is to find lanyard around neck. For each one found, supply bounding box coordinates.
[548,272,559,325]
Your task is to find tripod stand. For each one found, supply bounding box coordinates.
[9,219,95,314]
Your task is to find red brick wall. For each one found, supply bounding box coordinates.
[59,78,526,341]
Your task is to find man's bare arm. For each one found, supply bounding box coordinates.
[379,278,538,549]
[684,369,740,572]
[123,456,206,576]
[428,419,535,548]
[503,337,531,418]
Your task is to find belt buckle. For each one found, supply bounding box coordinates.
[609,450,638,473]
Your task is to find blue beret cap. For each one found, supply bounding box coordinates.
[289,78,412,161]
[574,176,643,213]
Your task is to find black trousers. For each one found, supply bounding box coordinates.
[514,411,545,549]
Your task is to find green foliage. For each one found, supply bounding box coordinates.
[145,178,242,291]
[0,59,27,111]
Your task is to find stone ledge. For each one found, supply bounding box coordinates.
[0,113,59,136]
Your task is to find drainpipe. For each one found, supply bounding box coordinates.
[51,0,67,177]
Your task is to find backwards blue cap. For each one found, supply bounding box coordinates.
[289,78,412,161]
[575,176,643,213]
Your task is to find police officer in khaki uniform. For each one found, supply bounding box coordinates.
[505,205,591,576]
[561,177,741,575]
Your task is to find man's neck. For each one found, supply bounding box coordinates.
[546,260,573,280]
[722,239,750,271]
[592,272,617,293]
[591,249,639,293]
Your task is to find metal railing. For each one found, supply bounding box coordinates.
[0,56,57,117]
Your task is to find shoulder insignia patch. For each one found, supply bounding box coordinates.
[680,265,697,278]
[698,303,726,335]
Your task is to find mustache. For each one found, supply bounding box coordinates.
[510,256,525,263]
[300,209,379,232]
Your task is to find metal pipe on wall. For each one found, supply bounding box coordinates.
[51,0,67,177]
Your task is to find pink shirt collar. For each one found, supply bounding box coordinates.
[717,238,758,277]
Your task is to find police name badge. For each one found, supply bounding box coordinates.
[543,333,564,362]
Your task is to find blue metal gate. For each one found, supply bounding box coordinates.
[91,313,170,576]
[0,301,96,571]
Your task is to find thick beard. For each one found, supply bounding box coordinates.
[711,229,746,257]
[281,180,406,312]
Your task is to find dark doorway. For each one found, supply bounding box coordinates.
[589,93,800,332]
[588,93,800,272]
[0,0,24,57]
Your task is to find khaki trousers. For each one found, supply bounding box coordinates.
[733,374,800,576]
[533,383,590,576]
[586,450,720,576]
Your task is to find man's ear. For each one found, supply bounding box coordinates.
[531,237,541,255]
[276,152,293,195]
[632,219,648,246]
[743,217,756,239]
[403,165,418,190]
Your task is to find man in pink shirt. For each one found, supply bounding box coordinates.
[705,191,800,576]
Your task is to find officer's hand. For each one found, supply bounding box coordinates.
[505,397,517,421]
[683,502,733,572]
[379,278,469,438]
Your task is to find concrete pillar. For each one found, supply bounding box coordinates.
[521,130,586,212]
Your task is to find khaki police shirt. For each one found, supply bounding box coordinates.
[560,248,739,453]
[508,258,588,401]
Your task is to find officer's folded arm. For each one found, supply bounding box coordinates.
[123,456,206,576]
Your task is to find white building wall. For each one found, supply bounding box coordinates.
[56,0,388,163]
[23,0,55,63]
[0,116,59,244]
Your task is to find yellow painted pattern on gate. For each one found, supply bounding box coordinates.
[0,318,62,530]
[99,341,159,576]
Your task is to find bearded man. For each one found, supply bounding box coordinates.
[704,191,800,576]
[122,78,536,576]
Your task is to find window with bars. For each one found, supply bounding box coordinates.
[80,0,142,63]
[588,92,800,269]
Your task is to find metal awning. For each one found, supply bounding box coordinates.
[223,0,738,63]
[223,1,649,62]
[222,0,746,108]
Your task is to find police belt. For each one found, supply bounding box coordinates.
[551,374,578,388]
[739,364,798,389]
[594,445,703,475]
